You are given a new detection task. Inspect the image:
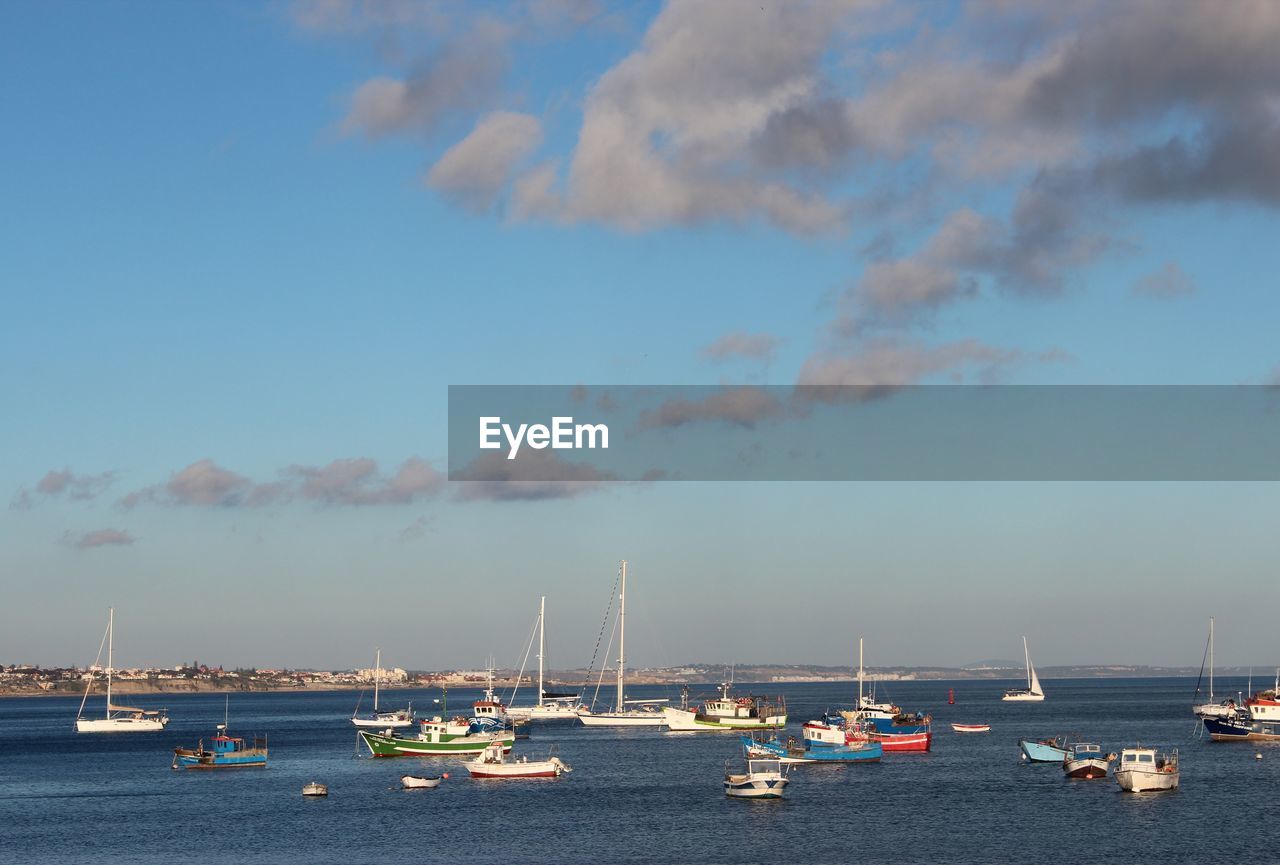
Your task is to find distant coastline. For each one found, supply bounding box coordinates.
[0,661,1245,698]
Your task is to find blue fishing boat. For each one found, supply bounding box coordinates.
[172,699,268,769]
[172,727,268,769]
[1019,736,1068,762]
[743,734,882,764]
[1203,715,1280,742]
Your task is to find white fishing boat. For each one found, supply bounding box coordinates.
[724,757,789,799]
[577,561,668,727]
[505,597,584,722]
[75,608,169,733]
[401,774,444,789]
[467,741,571,779]
[1245,670,1280,722]
[351,648,414,729]
[1002,636,1046,702]
[301,782,328,797]
[663,682,787,732]
[1193,617,1240,719]
[1115,747,1179,792]
[470,663,508,726]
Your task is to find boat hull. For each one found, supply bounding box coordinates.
[467,761,562,779]
[724,776,788,798]
[1019,738,1067,762]
[401,775,443,789]
[1203,717,1280,741]
[745,737,881,764]
[359,730,514,756]
[173,749,268,769]
[1115,769,1178,792]
[351,717,414,729]
[1063,757,1111,779]
[577,711,666,727]
[951,724,990,733]
[76,716,167,733]
[871,731,932,752]
[663,706,786,732]
[1002,692,1045,702]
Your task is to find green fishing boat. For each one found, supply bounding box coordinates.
[359,716,515,757]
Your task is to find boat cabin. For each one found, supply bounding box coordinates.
[1119,748,1177,772]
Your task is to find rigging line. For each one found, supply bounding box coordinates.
[591,606,620,712]
[76,615,112,723]
[507,612,541,706]
[1191,628,1211,705]
[580,566,621,708]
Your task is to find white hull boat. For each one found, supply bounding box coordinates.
[401,774,444,789]
[577,561,669,728]
[467,742,571,778]
[1002,636,1046,702]
[351,649,414,728]
[302,782,328,797]
[724,757,789,799]
[1115,747,1179,792]
[75,609,169,733]
[505,598,585,722]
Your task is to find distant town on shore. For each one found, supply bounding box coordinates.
[0,660,1244,697]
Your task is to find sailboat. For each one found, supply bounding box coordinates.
[577,561,667,727]
[506,597,583,722]
[1002,636,1046,702]
[1193,617,1240,719]
[75,608,169,733]
[351,648,414,728]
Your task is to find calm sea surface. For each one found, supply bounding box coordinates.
[1,677,1276,864]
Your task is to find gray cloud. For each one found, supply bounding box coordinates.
[67,528,135,550]
[1131,262,1197,299]
[120,459,283,509]
[634,387,789,431]
[797,338,1064,388]
[287,457,443,505]
[12,468,115,509]
[451,450,616,501]
[700,331,782,364]
[426,111,543,212]
[398,514,433,542]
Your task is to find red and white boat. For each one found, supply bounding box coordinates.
[870,729,932,752]
[1246,672,1280,721]
[951,723,991,733]
[466,742,572,779]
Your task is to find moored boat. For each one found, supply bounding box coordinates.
[466,742,571,779]
[359,717,515,757]
[75,608,169,733]
[1115,747,1179,792]
[951,723,991,733]
[1019,736,1069,762]
[1062,742,1114,779]
[301,782,328,797]
[173,723,268,769]
[401,774,445,788]
[505,597,585,723]
[1203,715,1280,742]
[746,734,881,764]
[724,757,789,799]
[1002,636,1046,702]
[664,682,787,732]
[1245,671,1280,721]
[351,649,414,729]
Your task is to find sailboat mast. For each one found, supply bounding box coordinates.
[373,648,381,714]
[538,596,546,709]
[617,560,626,714]
[106,607,114,717]
[858,637,864,705]
[1209,617,1215,701]
[1023,635,1031,690]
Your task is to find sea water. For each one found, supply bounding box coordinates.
[0,677,1273,864]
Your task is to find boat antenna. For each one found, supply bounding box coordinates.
[218,694,228,733]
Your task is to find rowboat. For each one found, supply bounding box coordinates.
[951,723,991,733]
[1019,736,1068,762]
[1115,747,1179,792]
[724,757,789,799]
[466,742,572,779]
[401,774,445,789]
[301,782,328,797]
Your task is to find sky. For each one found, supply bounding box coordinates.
[2,0,1279,673]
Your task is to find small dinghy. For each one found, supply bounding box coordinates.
[467,742,571,779]
[301,782,328,797]
[951,723,991,733]
[724,757,789,799]
[401,774,445,789]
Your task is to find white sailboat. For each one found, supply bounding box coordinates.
[506,597,583,722]
[577,561,667,727]
[75,608,169,733]
[1001,635,1046,702]
[351,648,414,728]
[1193,617,1241,719]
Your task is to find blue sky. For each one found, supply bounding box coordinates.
[3,0,1279,671]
